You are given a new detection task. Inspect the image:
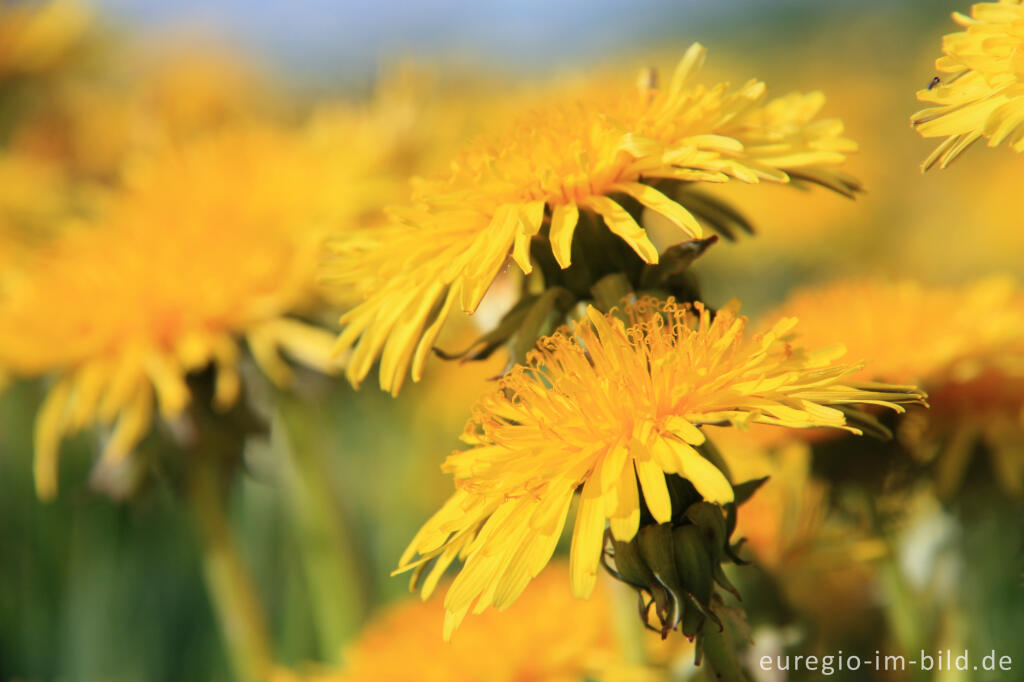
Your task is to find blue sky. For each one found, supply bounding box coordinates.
[90,1,756,80]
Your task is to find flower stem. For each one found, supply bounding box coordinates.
[190,457,272,682]
[276,394,366,663]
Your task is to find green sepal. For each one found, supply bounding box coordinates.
[684,501,729,563]
[636,523,685,632]
[607,536,658,589]
[674,188,755,241]
[732,477,769,506]
[671,524,714,608]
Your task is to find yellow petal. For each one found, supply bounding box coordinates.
[665,42,707,104]
[634,456,672,523]
[569,475,606,598]
[143,352,189,417]
[664,415,707,445]
[660,437,733,504]
[410,286,457,382]
[549,203,579,269]
[102,383,155,463]
[609,458,640,541]
[609,181,703,239]
[582,196,659,263]
[269,318,346,375]
[511,200,545,274]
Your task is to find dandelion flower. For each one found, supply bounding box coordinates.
[395,297,924,638]
[330,43,859,395]
[764,278,1024,493]
[0,122,391,499]
[912,0,1024,169]
[763,277,1024,389]
[276,563,616,682]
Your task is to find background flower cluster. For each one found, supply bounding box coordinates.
[1,1,1022,681]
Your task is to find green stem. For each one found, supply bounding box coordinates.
[277,395,366,663]
[190,458,272,682]
[854,486,930,682]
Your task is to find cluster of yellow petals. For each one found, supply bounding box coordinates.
[0,120,395,499]
[274,563,617,682]
[395,298,923,639]
[764,277,1024,493]
[913,0,1024,169]
[331,42,858,395]
[763,277,1024,389]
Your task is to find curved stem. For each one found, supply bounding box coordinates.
[190,458,272,682]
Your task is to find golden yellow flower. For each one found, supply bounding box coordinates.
[764,278,1024,493]
[395,297,924,638]
[912,0,1024,169]
[708,425,887,637]
[270,565,686,682]
[8,45,272,181]
[321,563,617,682]
[133,45,268,135]
[330,43,859,395]
[763,277,1024,388]
[0,121,393,499]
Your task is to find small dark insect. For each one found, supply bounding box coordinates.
[637,66,658,92]
[928,76,941,90]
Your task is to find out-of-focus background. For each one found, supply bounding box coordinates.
[1,1,1021,680]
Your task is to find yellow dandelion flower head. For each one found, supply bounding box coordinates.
[764,277,1024,494]
[331,43,859,395]
[133,45,269,136]
[7,51,262,181]
[763,277,1024,390]
[395,297,923,639]
[0,124,367,499]
[334,562,615,682]
[912,0,1024,169]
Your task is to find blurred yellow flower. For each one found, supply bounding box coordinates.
[395,297,924,638]
[712,426,884,568]
[764,277,1024,389]
[912,0,1024,169]
[330,42,859,395]
[273,564,686,682]
[9,44,271,180]
[0,121,397,499]
[0,0,88,79]
[765,278,1024,493]
[137,45,269,135]
[341,563,616,682]
[709,426,887,637]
